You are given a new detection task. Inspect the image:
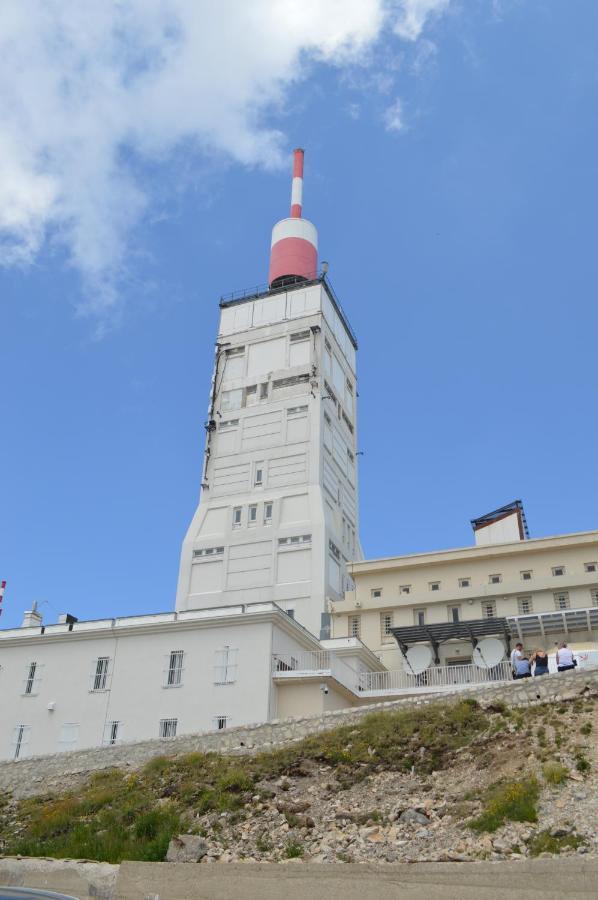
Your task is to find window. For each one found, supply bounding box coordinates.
[429,582,440,592]
[254,464,264,487]
[248,504,257,526]
[517,595,533,615]
[214,647,237,684]
[489,574,502,585]
[165,650,184,687]
[272,374,310,389]
[592,590,598,607]
[288,405,308,415]
[414,609,426,627]
[13,725,31,760]
[221,388,243,412]
[214,715,229,730]
[263,502,273,525]
[554,592,570,610]
[482,600,496,619]
[371,589,382,599]
[193,546,225,558]
[278,534,312,546]
[380,612,394,642]
[349,615,361,638]
[103,720,122,746]
[23,662,39,696]
[59,723,79,749]
[584,562,597,573]
[400,585,411,595]
[459,578,471,588]
[244,384,257,406]
[232,507,242,528]
[448,606,461,623]
[159,718,178,739]
[552,566,565,577]
[329,539,341,560]
[520,571,533,581]
[91,657,110,692]
[219,418,239,430]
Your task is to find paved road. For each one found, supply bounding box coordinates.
[2,857,598,899]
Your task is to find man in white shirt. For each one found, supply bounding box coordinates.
[511,643,523,677]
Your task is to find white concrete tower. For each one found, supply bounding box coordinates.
[176,150,361,638]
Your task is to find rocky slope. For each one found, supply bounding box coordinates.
[1,693,597,865]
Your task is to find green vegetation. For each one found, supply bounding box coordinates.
[580,722,592,736]
[542,761,569,785]
[575,753,591,774]
[528,829,587,857]
[0,699,489,863]
[283,838,304,858]
[469,778,540,833]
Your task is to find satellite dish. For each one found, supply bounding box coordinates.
[473,637,505,669]
[403,645,433,676]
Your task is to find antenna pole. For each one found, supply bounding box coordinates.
[290,148,304,218]
[0,580,5,618]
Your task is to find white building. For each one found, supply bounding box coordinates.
[0,602,382,761]
[176,149,361,639]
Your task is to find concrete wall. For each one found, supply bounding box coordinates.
[1,666,596,800]
[275,681,350,719]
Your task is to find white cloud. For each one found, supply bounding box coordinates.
[384,98,406,132]
[392,0,451,41]
[0,0,451,323]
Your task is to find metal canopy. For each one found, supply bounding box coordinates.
[391,617,512,664]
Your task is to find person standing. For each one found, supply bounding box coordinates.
[531,648,549,676]
[511,643,523,678]
[556,642,576,672]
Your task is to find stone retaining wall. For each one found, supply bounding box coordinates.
[1,668,596,799]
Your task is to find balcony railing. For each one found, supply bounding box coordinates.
[358,660,512,695]
[272,651,361,694]
[272,653,512,698]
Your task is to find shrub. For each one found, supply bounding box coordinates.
[542,762,569,785]
[283,839,304,859]
[469,778,539,833]
[528,829,586,857]
[575,754,591,774]
[580,723,592,736]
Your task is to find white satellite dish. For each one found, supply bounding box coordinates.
[473,637,505,669]
[403,645,433,676]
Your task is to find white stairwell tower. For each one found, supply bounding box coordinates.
[175,150,361,638]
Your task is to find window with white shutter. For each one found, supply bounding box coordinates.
[213,647,238,684]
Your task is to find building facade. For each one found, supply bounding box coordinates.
[176,150,361,639]
[333,510,598,669]
[0,602,382,762]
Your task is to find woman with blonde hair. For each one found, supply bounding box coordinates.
[531,648,549,676]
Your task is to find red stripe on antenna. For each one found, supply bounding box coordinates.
[292,148,304,178]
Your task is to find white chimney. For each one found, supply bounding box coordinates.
[21,601,43,628]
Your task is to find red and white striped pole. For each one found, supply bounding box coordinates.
[0,580,5,617]
[290,148,304,218]
[268,148,318,287]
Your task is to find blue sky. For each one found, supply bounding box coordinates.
[2,1,598,628]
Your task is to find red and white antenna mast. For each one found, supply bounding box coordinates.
[0,580,5,618]
[268,148,318,288]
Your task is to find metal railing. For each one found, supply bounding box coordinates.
[358,660,512,695]
[272,650,361,694]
